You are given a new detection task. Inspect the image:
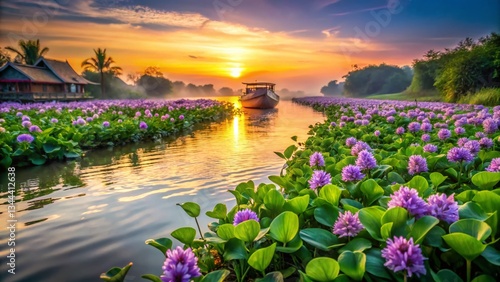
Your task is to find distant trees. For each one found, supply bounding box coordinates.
[81,48,122,99]
[320,80,343,96]
[408,33,500,102]
[342,64,412,97]
[218,87,234,96]
[5,39,49,65]
[0,47,10,66]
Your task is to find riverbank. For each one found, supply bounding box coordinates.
[0,99,235,169]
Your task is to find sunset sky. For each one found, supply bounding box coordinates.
[1,0,499,93]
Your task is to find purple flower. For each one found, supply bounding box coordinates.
[22,115,30,121]
[102,121,110,127]
[437,129,451,140]
[479,137,493,149]
[330,122,337,127]
[309,152,325,167]
[309,170,332,190]
[170,118,175,122]
[139,121,148,130]
[51,118,58,123]
[423,144,438,153]
[333,211,364,238]
[76,118,86,125]
[22,121,32,128]
[421,134,430,142]
[464,140,480,155]
[161,246,201,282]
[374,130,381,137]
[388,186,428,219]
[408,122,421,133]
[86,117,93,122]
[457,137,469,147]
[454,127,465,135]
[341,165,365,182]
[483,118,498,134]
[427,193,459,224]
[447,147,474,163]
[486,158,500,172]
[408,155,428,175]
[421,123,432,132]
[233,209,259,225]
[135,111,142,117]
[346,137,357,147]
[387,116,395,123]
[381,236,426,278]
[356,150,377,170]
[17,133,34,143]
[476,132,486,139]
[396,127,405,135]
[179,115,185,120]
[29,125,42,133]
[351,141,371,156]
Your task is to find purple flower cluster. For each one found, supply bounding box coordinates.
[309,170,332,190]
[479,137,493,149]
[351,141,371,156]
[161,246,201,282]
[437,129,451,140]
[396,127,405,135]
[464,140,480,155]
[486,158,500,172]
[483,118,498,134]
[309,152,325,167]
[423,144,438,153]
[427,193,459,224]
[333,211,364,238]
[356,150,377,170]
[102,121,110,127]
[421,134,430,142]
[341,165,365,182]
[17,133,34,143]
[421,122,432,132]
[345,137,357,147]
[233,209,259,225]
[447,147,474,163]
[139,121,148,130]
[457,137,469,147]
[408,155,428,175]
[388,186,428,218]
[408,122,421,133]
[381,236,426,278]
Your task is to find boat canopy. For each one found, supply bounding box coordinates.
[242,82,275,91]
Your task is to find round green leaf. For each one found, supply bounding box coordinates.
[223,238,248,260]
[216,224,235,240]
[145,237,173,256]
[276,234,303,253]
[264,189,285,213]
[300,228,339,251]
[430,172,448,188]
[338,251,366,281]
[171,227,196,245]
[270,211,299,244]
[442,233,487,261]
[449,219,492,241]
[407,175,429,196]
[306,257,340,282]
[200,269,231,282]
[177,202,201,217]
[283,194,310,214]
[471,171,500,190]
[234,219,260,242]
[358,206,385,241]
[314,204,340,227]
[319,184,342,206]
[408,215,439,244]
[381,207,409,237]
[339,238,372,254]
[360,179,384,206]
[248,243,276,272]
[459,202,489,220]
[206,203,227,220]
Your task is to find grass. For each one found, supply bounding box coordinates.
[367,90,442,102]
[457,88,500,106]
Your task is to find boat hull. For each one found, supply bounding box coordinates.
[240,89,280,109]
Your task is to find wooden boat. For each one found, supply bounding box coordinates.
[240,82,280,109]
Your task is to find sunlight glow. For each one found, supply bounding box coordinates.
[230,67,243,78]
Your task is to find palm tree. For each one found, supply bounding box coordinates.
[5,39,49,65]
[81,48,122,99]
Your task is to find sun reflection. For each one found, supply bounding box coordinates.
[233,116,239,141]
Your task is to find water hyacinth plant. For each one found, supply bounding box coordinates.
[102,97,500,282]
[0,99,235,168]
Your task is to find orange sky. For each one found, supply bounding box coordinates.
[1,0,497,93]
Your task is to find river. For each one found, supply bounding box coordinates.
[0,97,325,282]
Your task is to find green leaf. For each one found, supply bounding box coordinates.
[64,151,80,158]
[459,202,489,220]
[381,222,393,240]
[449,219,492,241]
[276,234,303,253]
[274,151,286,159]
[472,191,500,221]
[264,189,285,213]
[423,225,446,248]
[442,233,487,261]
[270,211,299,244]
[306,257,340,282]
[430,172,448,188]
[481,245,500,266]
[339,238,372,254]
[216,224,235,240]
[234,219,260,242]
[335,156,356,172]
[177,202,201,217]
[269,175,286,187]
[206,203,227,220]
[201,270,231,282]
[284,145,297,159]
[381,207,408,237]
[171,227,196,245]
[478,151,500,162]
[365,249,392,279]
[408,216,439,244]
[145,238,172,256]
[30,155,46,166]
[100,263,133,282]
[407,175,429,196]
[471,172,500,190]
[471,275,497,282]
[300,228,339,251]
[360,179,385,206]
[434,269,464,282]
[255,271,284,282]
[319,184,342,206]
[387,171,405,184]
[358,206,385,241]
[43,142,61,154]
[338,251,366,281]
[223,238,248,260]
[283,195,310,214]
[314,204,340,227]
[141,274,162,282]
[248,243,276,273]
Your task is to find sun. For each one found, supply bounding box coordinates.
[229,67,243,78]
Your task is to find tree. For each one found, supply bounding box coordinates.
[342,64,411,97]
[0,47,10,66]
[5,39,49,65]
[218,87,234,96]
[137,75,173,97]
[81,48,122,99]
[320,80,343,96]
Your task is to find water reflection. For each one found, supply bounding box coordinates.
[0,98,326,282]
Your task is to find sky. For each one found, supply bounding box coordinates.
[0,0,499,93]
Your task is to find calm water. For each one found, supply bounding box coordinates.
[0,97,325,282]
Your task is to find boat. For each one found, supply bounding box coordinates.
[240,82,280,109]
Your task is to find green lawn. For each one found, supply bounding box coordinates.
[367,91,442,102]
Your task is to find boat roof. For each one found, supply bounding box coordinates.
[242,82,275,86]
